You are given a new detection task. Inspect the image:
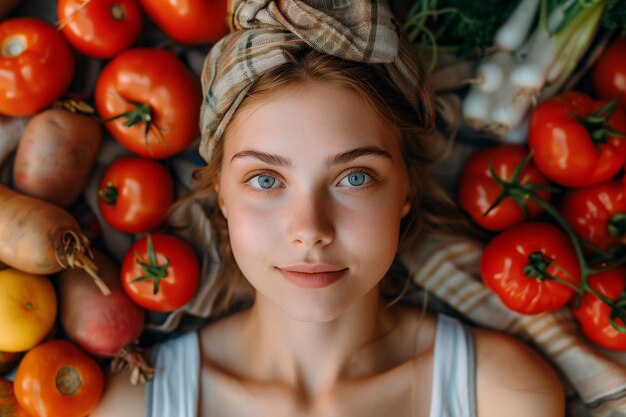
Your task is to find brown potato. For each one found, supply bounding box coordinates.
[13,108,102,208]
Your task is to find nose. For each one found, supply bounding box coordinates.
[287,189,335,248]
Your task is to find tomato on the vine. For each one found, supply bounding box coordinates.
[591,36,626,109]
[458,144,551,231]
[138,0,228,45]
[560,179,626,252]
[121,233,200,312]
[57,0,143,59]
[572,266,626,351]
[14,339,104,417]
[95,48,202,159]
[481,222,581,314]
[528,91,626,187]
[0,17,75,116]
[98,156,174,234]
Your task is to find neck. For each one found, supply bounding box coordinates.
[243,287,395,399]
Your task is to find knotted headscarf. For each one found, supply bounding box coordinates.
[199,0,434,163]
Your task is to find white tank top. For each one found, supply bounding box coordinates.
[144,314,477,417]
[429,314,477,417]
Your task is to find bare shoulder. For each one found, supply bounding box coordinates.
[473,328,565,417]
[89,366,146,417]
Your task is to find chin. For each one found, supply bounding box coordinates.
[278,298,350,323]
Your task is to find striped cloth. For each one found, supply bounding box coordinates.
[198,0,434,163]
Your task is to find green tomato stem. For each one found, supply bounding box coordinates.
[129,235,171,295]
[101,99,168,154]
[523,252,581,293]
[98,182,118,206]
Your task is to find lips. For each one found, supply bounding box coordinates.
[277,264,348,289]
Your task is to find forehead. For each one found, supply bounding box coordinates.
[222,82,399,156]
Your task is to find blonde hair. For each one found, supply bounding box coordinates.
[175,48,472,317]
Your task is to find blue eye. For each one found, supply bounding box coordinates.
[339,171,373,187]
[249,174,281,190]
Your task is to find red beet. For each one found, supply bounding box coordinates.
[57,250,153,384]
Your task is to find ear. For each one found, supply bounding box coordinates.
[401,193,411,218]
[215,183,228,219]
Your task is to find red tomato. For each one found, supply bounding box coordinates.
[121,233,200,312]
[572,266,626,351]
[14,339,104,417]
[138,0,228,45]
[98,156,174,234]
[591,36,626,109]
[57,0,143,59]
[528,91,626,187]
[0,17,75,116]
[560,179,626,251]
[95,48,202,159]
[0,377,29,417]
[481,222,581,314]
[458,145,551,231]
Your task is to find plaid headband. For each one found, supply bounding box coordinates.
[198,0,434,163]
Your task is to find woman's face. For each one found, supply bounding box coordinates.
[218,82,411,322]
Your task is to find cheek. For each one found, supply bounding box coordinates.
[338,195,404,261]
[222,196,282,271]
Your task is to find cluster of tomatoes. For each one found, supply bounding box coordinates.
[0,1,228,416]
[458,36,626,351]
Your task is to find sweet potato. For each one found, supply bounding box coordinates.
[0,183,109,294]
[13,108,102,208]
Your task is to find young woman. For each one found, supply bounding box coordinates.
[92,2,565,416]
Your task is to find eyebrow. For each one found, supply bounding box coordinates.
[326,146,392,168]
[231,150,292,168]
[230,146,392,168]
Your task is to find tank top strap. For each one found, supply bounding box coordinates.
[428,314,477,417]
[144,331,200,417]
